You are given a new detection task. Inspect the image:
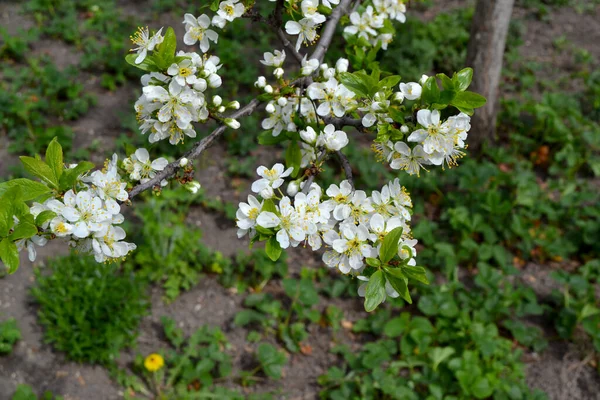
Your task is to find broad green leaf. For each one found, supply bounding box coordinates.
[451,91,487,110]
[455,67,473,92]
[125,53,159,72]
[0,187,21,237]
[157,27,177,67]
[402,265,429,285]
[45,137,63,180]
[35,210,57,227]
[437,73,455,91]
[9,215,37,241]
[0,238,19,274]
[364,270,386,312]
[285,141,302,178]
[472,377,493,399]
[265,236,282,262]
[379,227,403,264]
[421,76,440,105]
[429,347,455,371]
[438,89,456,105]
[257,343,286,379]
[379,75,401,90]
[262,199,278,214]
[365,257,381,268]
[59,161,95,191]
[0,179,51,201]
[385,273,412,304]
[383,313,410,337]
[338,72,369,97]
[19,157,58,188]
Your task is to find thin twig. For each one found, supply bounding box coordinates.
[128,99,261,199]
[302,150,328,194]
[336,150,354,189]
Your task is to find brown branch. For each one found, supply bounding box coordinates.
[302,150,328,194]
[335,150,354,189]
[311,0,355,63]
[128,99,261,199]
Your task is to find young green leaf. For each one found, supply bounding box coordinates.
[19,157,58,188]
[338,72,369,97]
[0,187,21,238]
[451,91,487,110]
[402,265,429,285]
[0,179,51,201]
[35,210,57,227]
[265,236,282,262]
[385,273,412,304]
[285,141,302,178]
[364,270,387,312]
[0,239,19,274]
[379,227,403,264]
[157,27,177,67]
[45,137,64,181]
[9,215,37,241]
[421,76,440,105]
[257,343,287,379]
[455,67,473,91]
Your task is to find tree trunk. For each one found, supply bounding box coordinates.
[465,0,515,152]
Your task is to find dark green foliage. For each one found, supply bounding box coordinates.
[31,255,149,364]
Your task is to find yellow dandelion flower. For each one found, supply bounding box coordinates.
[144,353,164,372]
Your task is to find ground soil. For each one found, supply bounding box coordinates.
[1,1,600,399]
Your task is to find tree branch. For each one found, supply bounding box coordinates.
[335,150,354,189]
[302,150,328,194]
[311,0,355,63]
[128,99,261,200]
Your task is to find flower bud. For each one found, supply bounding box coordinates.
[185,180,201,194]
[274,67,284,78]
[286,181,299,197]
[264,85,273,94]
[400,125,409,133]
[208,74,222,88]
[255,76,267,88]
[218,106,226,113]
[300,127,317,144]
[193,78,208,92]
[212,95,222,106]
[392,91,404,103]
[419,74,429,85]
[265,103,276,113]
[260,186,275,199]
[287,122,297,132]
[228,101,240,110]
[277,97,288,107]
[336,58,349,73]
[225,118,240,129]
[179,157,189,167]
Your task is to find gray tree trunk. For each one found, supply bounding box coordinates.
[465,0,515,152]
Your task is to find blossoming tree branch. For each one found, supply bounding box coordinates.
[0,0,486,312]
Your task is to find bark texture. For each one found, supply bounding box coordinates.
[466,0,515,152]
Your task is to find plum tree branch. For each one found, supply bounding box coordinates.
[128,98,261,199]
[311,0,355,63]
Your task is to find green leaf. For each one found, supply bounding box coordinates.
[338,72,369,97]
[9,215,37,241]
[46,137,63,181]
[438,90,456,105]
[402,265,429,285]
[379,227,403,264]
[385,273,412,304]
[157,27,177,67]
[437,73,455,90]
[125,53,159,72]
[59,161,95,191]
[365,257,381,268]
[421,76,440,105]
[285,141,302,178]
[0,187,21,238]
[0,179,51,201]
[429,347,455,371]
[262,199,278,214]
[0,238,19,274]
[265,237,282,262]
[455,67,473,92]
[383,313,410,337]
[35,210,57,227]
[472,377,493,399]
[451,91,487,110]
[364,270,386,312]
[19,157,58,188]
[257,343,286,379]
[379,75,401,90]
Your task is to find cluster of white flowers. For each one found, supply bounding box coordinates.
[238,169,416,288]
[344,2,407,49]
[283,0,341,50]
[26,156,135,263]
[132,6,246,145]
[122,148,169,186]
